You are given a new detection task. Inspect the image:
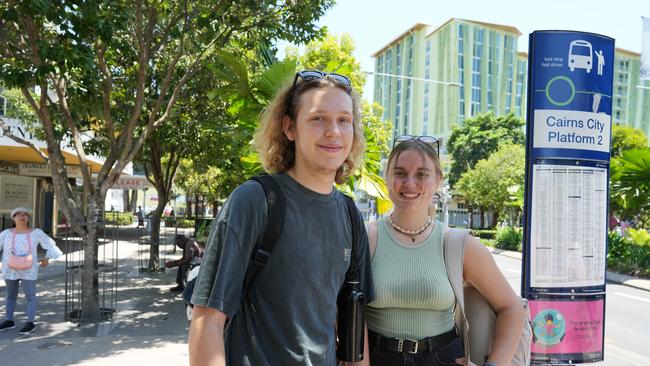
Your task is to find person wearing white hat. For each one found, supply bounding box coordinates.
[0,207,62,334]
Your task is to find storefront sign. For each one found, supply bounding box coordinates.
[0,160,19,174]
[19,163,83,178]
[0,175,35,210]
[109,176,154,190]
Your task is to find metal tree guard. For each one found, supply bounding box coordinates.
[63,216,118,323]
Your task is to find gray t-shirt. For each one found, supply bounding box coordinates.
[191,173,374,366]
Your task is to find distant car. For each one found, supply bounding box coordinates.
[569,40,592,73]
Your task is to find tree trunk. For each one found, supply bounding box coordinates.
[492,210,500,228]
[480,207,486,229]
[122,190,130,213]
[186,198,192,218]
[130,190,138,212]
[80,197,102,322]
[148,190,168,271]
[194,194,201,217]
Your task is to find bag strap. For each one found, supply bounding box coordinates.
[444,228,470,309]
[342,194,360,281]
[10,229,33,256]
[243,174,286,294]
[443,228,471,360]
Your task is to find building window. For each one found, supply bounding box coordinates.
[470,28,483,115]
[423,40,431,133]
[384,50,392,120]
[395,44,402,125]
[504,36,514,114]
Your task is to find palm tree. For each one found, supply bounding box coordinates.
[610,148,650,226]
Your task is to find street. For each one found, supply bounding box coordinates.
[492,251,650,366]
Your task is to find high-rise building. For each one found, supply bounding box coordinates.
[373,18,650,142]
[373,19,527,141]
[613,49,650,137]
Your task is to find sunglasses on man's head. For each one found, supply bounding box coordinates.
[393,135,441,155]
[292,70,351,87]
[286,70,351,115]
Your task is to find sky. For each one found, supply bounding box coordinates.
[291,0,649,100]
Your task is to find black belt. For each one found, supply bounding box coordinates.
[369,328,457,354]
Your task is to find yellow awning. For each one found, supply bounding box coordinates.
[0,145,104,174]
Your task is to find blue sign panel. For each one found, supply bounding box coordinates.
[528,31,614,162]
[522,31,614,364]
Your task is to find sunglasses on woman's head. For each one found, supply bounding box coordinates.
[393,135,440,155]
[286,70,351,115]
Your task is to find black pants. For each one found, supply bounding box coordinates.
[175,263,189,287]
[369,331,464,366]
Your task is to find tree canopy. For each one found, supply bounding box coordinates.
[610,124,648,158]
[455,144,526,226]
[610,148,650,226]
[446,112,525,188]
[0,0,334,321]
[286,33,366,94]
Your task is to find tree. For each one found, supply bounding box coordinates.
[610,148,650,226]
[610,124,648,158]
[0,0,333,322]
[455,144,525,228]
[446,112,525,188]
[286,33,366,94]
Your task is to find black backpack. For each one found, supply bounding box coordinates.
[183,174,361,305]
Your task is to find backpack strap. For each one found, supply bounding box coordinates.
[342,194,360,280]
[443,228,471,361]
[243,174,286,294]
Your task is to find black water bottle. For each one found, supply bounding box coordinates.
[336,278,366,362]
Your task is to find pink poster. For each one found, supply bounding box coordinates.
[529,299,604,356]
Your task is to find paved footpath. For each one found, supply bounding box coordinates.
[0,226,191,366]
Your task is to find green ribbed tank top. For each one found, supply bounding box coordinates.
[366,218,455,339]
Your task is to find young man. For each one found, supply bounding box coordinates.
[188,71,373,365]
[165,235,204,292]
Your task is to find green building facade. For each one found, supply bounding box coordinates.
[613,49,650,138]
[373,18,650,144]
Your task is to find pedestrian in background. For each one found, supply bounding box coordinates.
[165,235,203,292]
[0,207,63,334]
[137,206,144,227]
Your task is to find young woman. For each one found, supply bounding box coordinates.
[0,207,62,335]
[366,137,526,366]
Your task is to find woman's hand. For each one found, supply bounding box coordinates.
[39,258,50,267]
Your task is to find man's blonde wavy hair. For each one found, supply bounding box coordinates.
[253,76,364,185]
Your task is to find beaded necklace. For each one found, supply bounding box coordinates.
[388,215,433,243]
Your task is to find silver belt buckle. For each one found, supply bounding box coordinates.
[407,339,418,354]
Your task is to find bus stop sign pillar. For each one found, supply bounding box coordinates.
[521,30,614,365]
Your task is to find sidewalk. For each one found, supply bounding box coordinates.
[0,226,191,366]
[489,247,650,292]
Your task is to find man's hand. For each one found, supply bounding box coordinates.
[39,258,50,267]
